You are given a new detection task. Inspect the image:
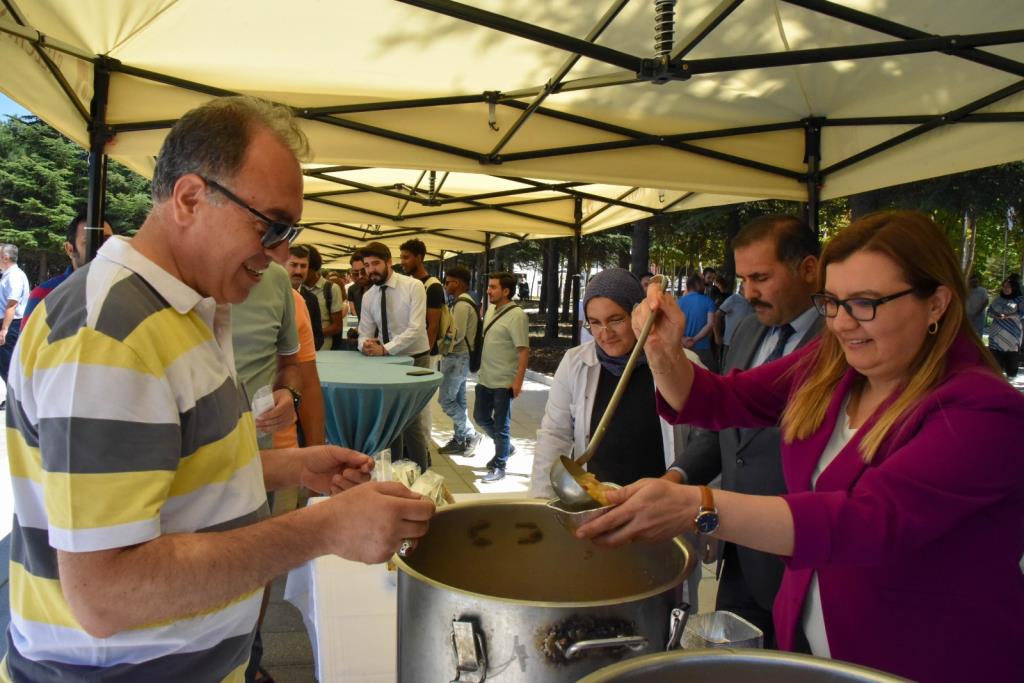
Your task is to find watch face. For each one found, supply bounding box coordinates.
[695,511,720,535]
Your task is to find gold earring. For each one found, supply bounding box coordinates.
[927,320,939,335]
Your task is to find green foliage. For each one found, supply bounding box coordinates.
[0,116,151,281]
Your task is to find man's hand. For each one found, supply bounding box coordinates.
[320,482,435,564]
[0,329,6,346]
[254,389,297,434]
[681,337,696,349]
[511,377,524,398]
[299,445,374,494]
[575,478,699,547]
[361,338,386,356]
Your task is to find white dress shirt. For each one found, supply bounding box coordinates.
[357,270,429,357]
[750,305,820,368]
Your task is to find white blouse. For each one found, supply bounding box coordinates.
[801,395,855,657]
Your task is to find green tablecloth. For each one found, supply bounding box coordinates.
[318,358,441,454]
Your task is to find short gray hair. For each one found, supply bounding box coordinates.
[151,96,310,202]
[1,244,18,262]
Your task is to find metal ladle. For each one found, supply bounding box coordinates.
[549,275,666,510]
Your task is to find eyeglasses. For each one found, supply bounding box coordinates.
[811,288,916,322]
[200,176,299,249]
[351,268,366,276]
[583,316,629,333]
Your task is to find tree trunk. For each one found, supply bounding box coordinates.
[723,208,742,284]
[37,251,49,283]
[962,209,977,275]
[538,243,549,315]
[630,220,651,275]
[544,239,561,339]
[560,247,572,323]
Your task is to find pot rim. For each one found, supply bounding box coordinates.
[393,498,697,608]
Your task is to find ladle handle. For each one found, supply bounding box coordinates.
[576,274,665,466]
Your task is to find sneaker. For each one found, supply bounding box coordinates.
[463,432,482,454]
[437,437,465,455]
[482,468,506,483]
[509,444,517,456]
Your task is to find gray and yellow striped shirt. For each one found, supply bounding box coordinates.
[2,237,267,682]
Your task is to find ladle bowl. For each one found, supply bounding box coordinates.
[549,455,602,510]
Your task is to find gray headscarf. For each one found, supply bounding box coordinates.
[582,268,646,376]
[583,268,645,318]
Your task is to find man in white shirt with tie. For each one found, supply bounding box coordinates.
[665,215,821,648]
[357,241,432,470]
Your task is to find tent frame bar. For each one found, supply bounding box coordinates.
[782,0,1024,78]
[486,0,630,159]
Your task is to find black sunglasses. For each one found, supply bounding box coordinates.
[811,288,916,322]
[200,176,299,249]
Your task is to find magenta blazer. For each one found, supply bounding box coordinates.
[658,335,1024,682]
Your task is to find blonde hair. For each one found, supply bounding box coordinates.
[781,211,999,462]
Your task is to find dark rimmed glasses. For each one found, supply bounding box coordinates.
[811,288,916,322]
[200,176,299,248]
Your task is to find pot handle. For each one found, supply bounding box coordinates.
[451,619,487,683]
[563,635,648,659]
[666,603,690,651]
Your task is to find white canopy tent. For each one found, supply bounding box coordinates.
[1,0,1023,262]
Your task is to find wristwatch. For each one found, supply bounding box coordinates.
[694,485,720,535]
[279,385,302,409]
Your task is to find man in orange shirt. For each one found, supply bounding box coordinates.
[275,253,326,448]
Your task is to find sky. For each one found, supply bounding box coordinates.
[0,93,31,119]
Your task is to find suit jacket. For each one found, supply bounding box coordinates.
[671,313,824,609]
[660,334,1024,682]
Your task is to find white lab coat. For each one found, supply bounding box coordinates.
[530,341,703,498]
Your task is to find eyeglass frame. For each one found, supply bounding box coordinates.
[582,315,630,333]
[811,287,918,322]
[199,175,299,249]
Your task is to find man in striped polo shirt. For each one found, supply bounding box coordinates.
[2,97,434,682]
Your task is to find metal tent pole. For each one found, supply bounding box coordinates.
[571,198,582,346]
[86,60,112,263]
[803,117,823,235]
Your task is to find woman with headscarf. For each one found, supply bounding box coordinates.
[530,268,702,497]
[577,212,1024,682]
[987,274,1023,377]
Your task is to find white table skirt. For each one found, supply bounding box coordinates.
[283,492,525,681]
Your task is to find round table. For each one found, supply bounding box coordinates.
[316,350,412,366]
[318,356,441,454]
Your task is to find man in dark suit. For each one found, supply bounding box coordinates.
[665,215,820,647]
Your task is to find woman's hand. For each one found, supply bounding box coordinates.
[575,478,699,547]
[633,284,696,412]
[633,287,687,372]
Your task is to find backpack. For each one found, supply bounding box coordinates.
[424,276,457,355]
[452,293,484,369]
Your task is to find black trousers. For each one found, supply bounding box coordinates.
[991,348,1020,378]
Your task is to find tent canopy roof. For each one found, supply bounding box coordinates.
[2,0,1023,255]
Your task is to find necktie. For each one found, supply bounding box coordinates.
[379,285,390,344]
[765,323,795,363]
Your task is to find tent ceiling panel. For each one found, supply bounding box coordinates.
[3,0,1024,258]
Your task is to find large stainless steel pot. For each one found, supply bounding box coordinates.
[578,649,911,682]
[394,499,696,682]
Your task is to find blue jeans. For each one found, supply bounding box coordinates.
[439,352,472,441]
[473,385,512,469]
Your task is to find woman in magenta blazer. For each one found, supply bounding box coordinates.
[578,211,1024,682]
